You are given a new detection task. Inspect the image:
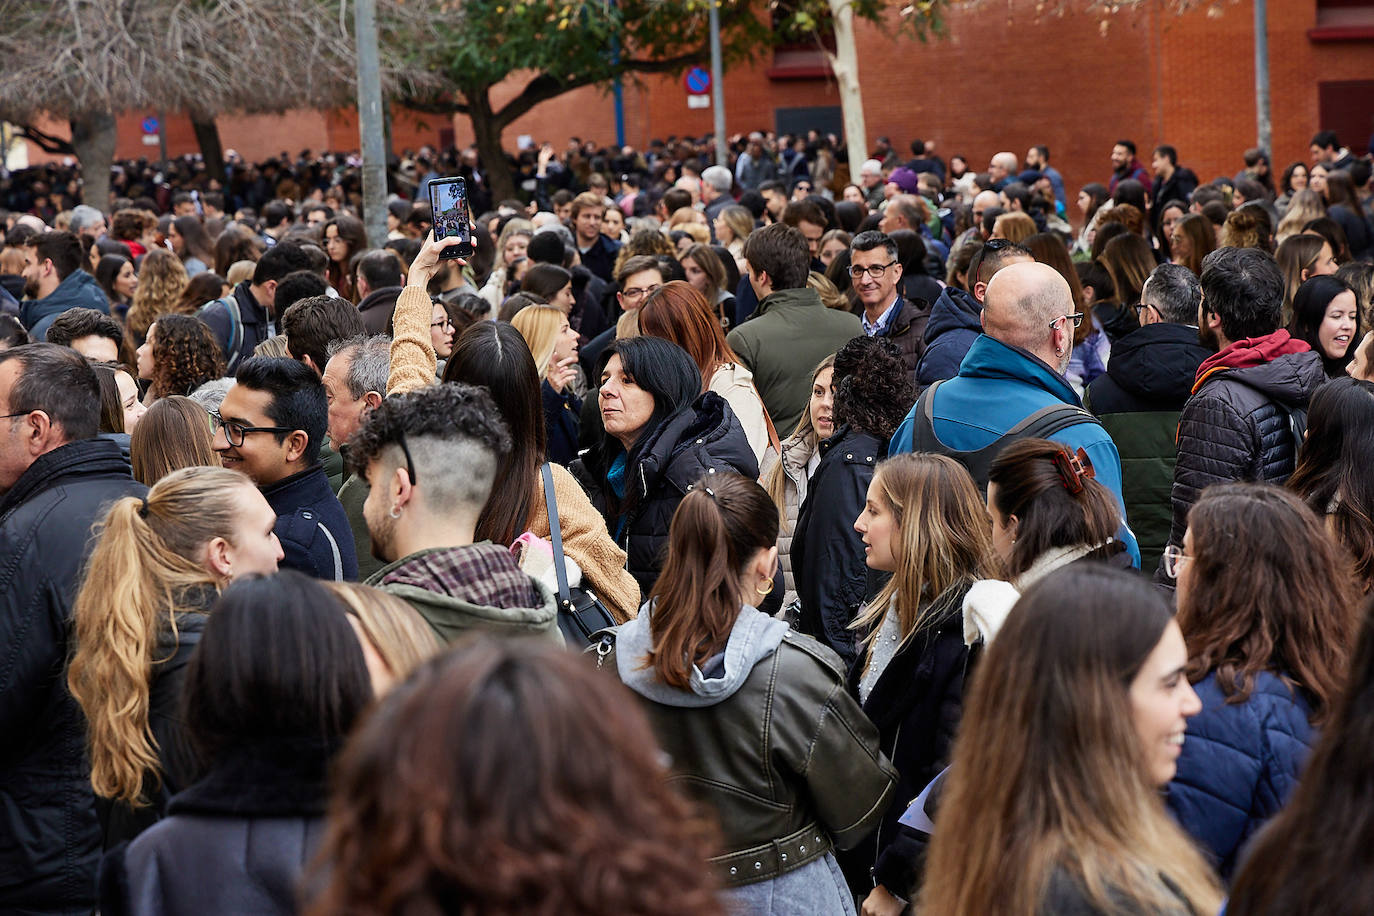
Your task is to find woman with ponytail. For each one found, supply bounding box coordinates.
[67,466,284,846]
[599,472,896,916]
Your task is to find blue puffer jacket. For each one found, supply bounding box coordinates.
[22,269,109,341]
[915,286,981,388]
[1165,670,1315,879]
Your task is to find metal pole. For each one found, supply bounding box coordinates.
[1254,0,1271,154]
[354,0,388,248]
[709,0,727,167]
[157,110,168,176]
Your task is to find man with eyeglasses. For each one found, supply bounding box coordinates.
[891,261,1140,566]
[0,344,144,914]
[212,357,357,582]
[1084,265,1212,572]
[850,230,929,381]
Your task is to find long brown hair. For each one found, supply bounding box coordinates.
[987,438,1122,580]
[148,314,226,399]
[763,354,833,526]
[921,565,1224,916]
[1227,595,1374,915]
[851,454,997,669]
[306,637,723,916]
[1172,213,1217,277]
[130,395,220,485]
[638,281,740,391]
[128,247,190,341]
[1178,483,1357,726]
[68,467,258,803]
[647,474,778,689]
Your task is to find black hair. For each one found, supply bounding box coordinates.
[1112,179,1148,213]
[441,321,544,545]
[262,201,292,228]
[526,233,566,267]
[182,571,372,765]
[0,342,100,440]
[888,229,929,277]
[252,241,317,286]
[0,315,29,348]
[1115,139,1137,156]
[26,230,83,281]
[521,263,572,301]
[1199,246,1285,342]
[1153,145,1178,166]
[273,270,330,328]
[96,254,133,304]
[280,295,366,371]
[831,335,916,442]
[233,356,328,465]
[46,307,124,350]
[1310,130,1339,152]
[344,382,513,482]
[1292,275,1360,375]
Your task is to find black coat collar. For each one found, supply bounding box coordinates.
[168,736,340,819]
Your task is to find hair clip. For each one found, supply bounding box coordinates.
[703,487,717,499]
[1051,447,1095,495]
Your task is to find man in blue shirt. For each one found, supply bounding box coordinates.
[890,261,1140,564]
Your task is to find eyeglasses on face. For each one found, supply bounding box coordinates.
[431,317,453,330]
[620,284,661,303]
[209,411,295,448]
[1162,544,1191,580]
[1049,312,1085,331]
[849,260,898,279]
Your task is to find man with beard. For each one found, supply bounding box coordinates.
[351,382,559,643]
[890,261,1138,564]
[1159,247,1324,581]
[20,231,108,342]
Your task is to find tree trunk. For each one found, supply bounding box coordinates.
[69,111,116,214]
[467,88,516,203]
[826,0,867,168]
[191,114,227,186]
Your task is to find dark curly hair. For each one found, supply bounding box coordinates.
[305,636,723,916]
[831,335,915,442]
[344,383,513,514]
[149,314,226,400]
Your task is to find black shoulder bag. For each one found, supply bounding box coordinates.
[542,463,618,647]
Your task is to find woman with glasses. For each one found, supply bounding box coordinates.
[68,467,283,846]
[428,299,455,377]
[1164,483,1358,879]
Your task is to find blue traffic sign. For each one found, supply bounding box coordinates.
[141,117,160,134]
[684,67,711,94]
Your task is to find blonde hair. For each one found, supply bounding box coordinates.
[808,271,851,311]
[616,310,640,339]
[67,466,258,804]
[510,304,565,377]
[254,335,292,359]
[127,248,191,341]
[763,354,835,525]
[1276,189,1327,245]
[991,211,1037,244]
[226,259,257,287]
[322,582,442,686]
[849,454,997,672]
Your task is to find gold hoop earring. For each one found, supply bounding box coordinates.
[756,577,774,596]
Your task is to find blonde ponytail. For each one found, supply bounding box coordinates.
[68,466,252,804]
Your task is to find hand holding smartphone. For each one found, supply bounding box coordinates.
[427,176,474,259]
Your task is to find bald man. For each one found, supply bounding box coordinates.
[891,261,1139,565]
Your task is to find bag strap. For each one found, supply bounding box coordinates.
[541,463,572,603]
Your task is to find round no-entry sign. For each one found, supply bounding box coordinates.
[684,67,711,94]
[141,117,160,134]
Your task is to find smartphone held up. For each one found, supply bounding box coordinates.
[428,176,474,259]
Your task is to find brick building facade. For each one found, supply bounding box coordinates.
[30,0,1374,211]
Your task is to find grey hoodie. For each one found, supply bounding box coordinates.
[614,603,789,708]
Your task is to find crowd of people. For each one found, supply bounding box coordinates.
[3,123,1374,916]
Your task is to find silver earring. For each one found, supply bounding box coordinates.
[389,505,402,519]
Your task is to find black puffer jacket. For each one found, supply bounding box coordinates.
[1167,347,1324,554]
[792,426,885,671]
[573,391,758,596]
[0,438,144,915]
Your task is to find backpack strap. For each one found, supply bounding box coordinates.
[541,462,572,606]
[199,295,244,372]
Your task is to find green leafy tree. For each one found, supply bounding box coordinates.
[396,0,944,201]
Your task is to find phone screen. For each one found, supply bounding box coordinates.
[428,177,473,258]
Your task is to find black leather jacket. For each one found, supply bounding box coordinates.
[598,628,897,887]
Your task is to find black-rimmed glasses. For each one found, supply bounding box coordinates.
[209,411,296,448]
[849,261,898,279]
[1049,313,1085,331]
